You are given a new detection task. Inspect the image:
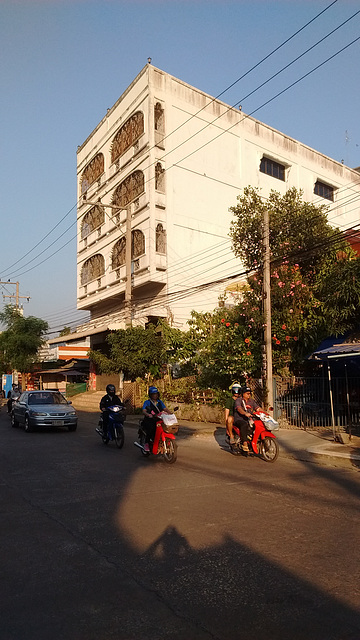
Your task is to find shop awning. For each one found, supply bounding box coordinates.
[311,343,360,360]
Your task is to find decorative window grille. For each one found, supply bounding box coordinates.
[111,111,144,163]
[111,230,145,269]
[81,205,105,239]
[154,102,165,133]
[80,153,105,194]
[156,224,166,254]
[155,162,165,192]
[132,229,145,259]
[81,254,105,286]
[112,170,145,209]
[112,237,126,269]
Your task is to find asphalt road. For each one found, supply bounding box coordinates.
[1,407,359,640]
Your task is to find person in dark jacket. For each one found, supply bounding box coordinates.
[99,384,125,436]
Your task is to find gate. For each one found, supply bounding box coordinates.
[274,376,360,430]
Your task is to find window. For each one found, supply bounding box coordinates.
[260,156,285,181]
[112,170,145,209]
[112,238,126,269]
[80,153,104,194]
[155,162,165,192]
[154,102,164,133]
[110,111,144,163]
[314,180,334,201]
[81,204,105,239]
[111,230,145,269]
[81,254,105,286]
[132,229,145,259]
[156,224,166,254]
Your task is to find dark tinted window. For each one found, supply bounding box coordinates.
[314,180,334,201]
[260,157,285,181]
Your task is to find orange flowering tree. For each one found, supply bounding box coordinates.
[170,187,360,389]
[228,186,359,375]
[187,308,262,389]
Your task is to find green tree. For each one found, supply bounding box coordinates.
[187,308,262,389]
[89,325,166,381]
[317,257,360,334]
[0,305,49,375]
[228,186,358,374]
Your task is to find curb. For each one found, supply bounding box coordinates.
[306,444,360,470]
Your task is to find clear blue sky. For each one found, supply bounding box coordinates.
[0,0,359,336]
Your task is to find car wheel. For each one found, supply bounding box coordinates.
[24,415,32,433]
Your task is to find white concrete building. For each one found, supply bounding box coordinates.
[69,63,360,347]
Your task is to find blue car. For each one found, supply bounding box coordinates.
[11,390,78,432]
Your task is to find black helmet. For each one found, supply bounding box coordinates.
[231,383,242,395]
[242,386,251,394]
[106,384,116,396]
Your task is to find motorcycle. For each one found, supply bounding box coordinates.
[227,410,279,462]
[7,391,21,415]
[134,409,179,464]
[96,404,126,449]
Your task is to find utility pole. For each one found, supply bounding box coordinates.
[124,205,132,327]
[0,281,30,310]
[263,207,273,410]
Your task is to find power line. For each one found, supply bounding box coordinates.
[3,11,360,303]
[2,3,347,277]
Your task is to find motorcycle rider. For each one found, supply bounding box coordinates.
[7,384,21,414]
[233,386,261,452]
[224,382,242,444]
[142,386,171,452]
[98,384,125,436]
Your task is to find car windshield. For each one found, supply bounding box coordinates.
[28,392,68,405]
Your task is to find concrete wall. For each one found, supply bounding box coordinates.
[75,64,360,332]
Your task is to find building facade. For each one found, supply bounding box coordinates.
[67,63,360,349]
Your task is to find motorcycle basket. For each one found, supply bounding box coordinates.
[161,413,179,434]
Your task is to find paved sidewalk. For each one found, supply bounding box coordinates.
[125,414,360,470]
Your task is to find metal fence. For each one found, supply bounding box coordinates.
[274,376,360,430]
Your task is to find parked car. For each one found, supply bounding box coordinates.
[11,390,78,432]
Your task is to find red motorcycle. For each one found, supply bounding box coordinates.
[134,410,179,464]
[228,410,279,462]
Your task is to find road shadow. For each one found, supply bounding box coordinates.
[1,408,360,640]
[128,525,360,640]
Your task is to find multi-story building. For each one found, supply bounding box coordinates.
[50,62,360,354]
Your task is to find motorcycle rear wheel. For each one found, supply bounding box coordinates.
[163,439,177,464]
[259,436,279,462]
[114,427,125,449]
